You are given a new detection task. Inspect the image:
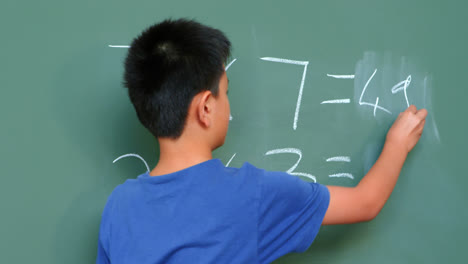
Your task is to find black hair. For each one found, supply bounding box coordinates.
[124,18,231,139]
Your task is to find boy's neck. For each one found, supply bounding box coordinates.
[149,136,213,176]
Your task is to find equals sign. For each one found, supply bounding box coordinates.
[321,74,354,104]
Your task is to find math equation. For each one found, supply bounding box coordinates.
[109,45,432,183]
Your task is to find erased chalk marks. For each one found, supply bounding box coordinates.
[422,75,441,143]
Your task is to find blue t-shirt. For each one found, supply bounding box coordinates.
[96,159,330,264]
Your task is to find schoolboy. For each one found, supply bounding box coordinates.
[96,19,427,264]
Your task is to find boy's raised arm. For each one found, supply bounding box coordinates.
[322,105,428,225]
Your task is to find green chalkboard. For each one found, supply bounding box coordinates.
[1,0,467,263]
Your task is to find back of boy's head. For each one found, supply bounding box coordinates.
[124,18,231,139]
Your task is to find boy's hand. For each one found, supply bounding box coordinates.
[385,105,428,154]
[323,105,428,225]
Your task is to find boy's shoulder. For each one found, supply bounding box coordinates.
[111,159,263,194]
[106,159,324,208]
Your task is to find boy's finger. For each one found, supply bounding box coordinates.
[406,105,417,114]
[416,119,426,134]
[416,109,428,119]
[416,120,426,136]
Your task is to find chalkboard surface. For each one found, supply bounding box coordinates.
[1,0,467,263]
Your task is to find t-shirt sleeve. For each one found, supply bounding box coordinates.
[96,192,115,264]
[96,234,110,264]
[256,168,330,263]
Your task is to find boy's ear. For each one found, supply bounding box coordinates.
[196,90,213,127]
